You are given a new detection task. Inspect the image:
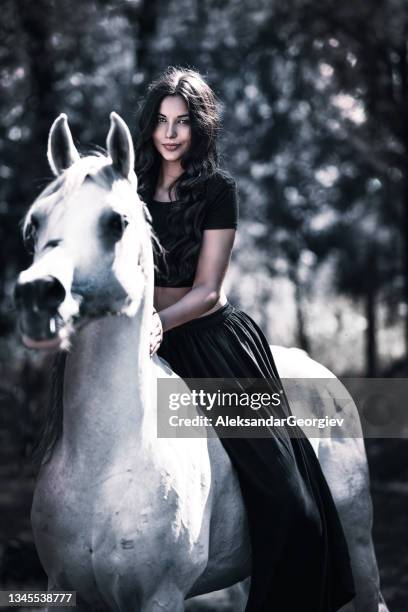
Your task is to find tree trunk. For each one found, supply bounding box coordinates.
[16,0,58,186]
[365,284,377,377]
[122,0,158,79]
[365,250,378,378]
[293,268,311,354]
[403,170,408,358]
[397,34,408,359]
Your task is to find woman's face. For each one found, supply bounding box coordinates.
[152,94,192,162]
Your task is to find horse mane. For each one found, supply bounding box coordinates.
[31,351,66,468]
[27,152,163,467]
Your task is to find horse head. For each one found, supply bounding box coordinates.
[14,113,153,350]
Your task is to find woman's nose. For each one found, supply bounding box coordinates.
[165,122,176,139]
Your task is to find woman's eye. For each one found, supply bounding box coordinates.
[157,117,189,124]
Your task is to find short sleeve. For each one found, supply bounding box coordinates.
[202,176,239,230]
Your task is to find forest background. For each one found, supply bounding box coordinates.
[0,1,407,610]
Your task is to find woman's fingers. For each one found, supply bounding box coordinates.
[150,337,162,356]
[149,309,163,357]
[150,326,162,343]
[150,344,159,357]
[153,313,163,338]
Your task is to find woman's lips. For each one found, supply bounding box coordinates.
[162,144,181,151]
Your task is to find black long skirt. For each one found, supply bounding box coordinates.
[157,302,356,612]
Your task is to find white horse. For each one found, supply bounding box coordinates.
[13,113,388,612]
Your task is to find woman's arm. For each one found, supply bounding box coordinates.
[158,228,236,332]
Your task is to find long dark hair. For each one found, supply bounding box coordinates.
[135,66,222,284]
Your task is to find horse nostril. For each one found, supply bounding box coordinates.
[14,276,66,311]
[14,281,36,310]
[13,283,24,308]
[37,276,66,310]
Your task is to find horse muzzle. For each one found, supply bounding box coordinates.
[14,276,66,350]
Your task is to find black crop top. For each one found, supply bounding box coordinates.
[145,171,239,287]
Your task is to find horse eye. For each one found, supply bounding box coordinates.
[23,230,35,254]
[101,211,129,242]
[23,216,39,253]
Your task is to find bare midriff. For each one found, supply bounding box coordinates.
[154,286,228,319]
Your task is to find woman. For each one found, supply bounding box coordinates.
[135,66,355,612]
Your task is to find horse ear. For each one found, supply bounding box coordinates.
[47,114,80,176]
[107,112,135,179]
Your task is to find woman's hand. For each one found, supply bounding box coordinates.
[150,307,163,357]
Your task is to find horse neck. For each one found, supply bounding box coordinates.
[62,241,155,467]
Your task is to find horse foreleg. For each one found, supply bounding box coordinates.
[45,578,93,612]
[141,586,185,612]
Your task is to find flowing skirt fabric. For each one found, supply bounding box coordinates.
[157,302,356,612]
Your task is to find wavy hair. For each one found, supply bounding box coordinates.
[134,66,222,284]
